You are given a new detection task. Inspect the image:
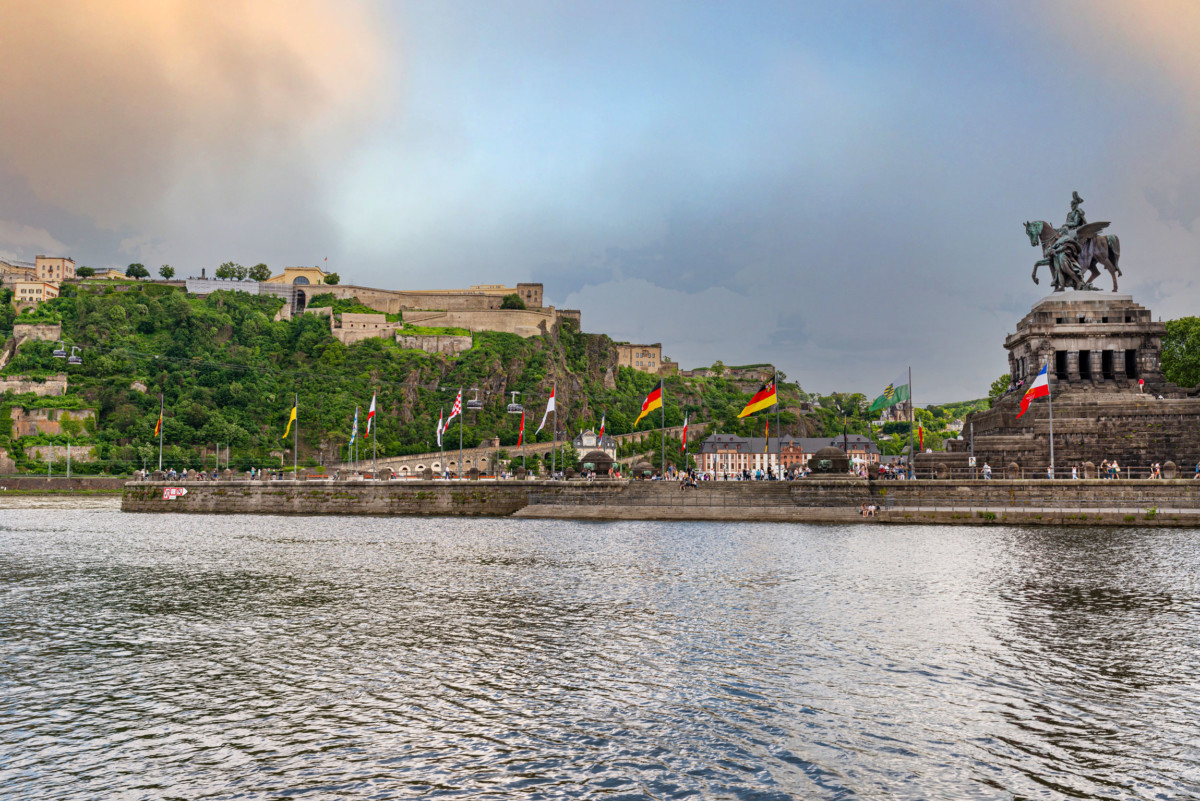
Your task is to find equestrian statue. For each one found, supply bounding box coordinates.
[1024,191,1122,292]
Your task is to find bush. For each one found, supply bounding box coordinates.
[500,293,525,310]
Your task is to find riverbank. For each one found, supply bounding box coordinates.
[120,477,1200,526]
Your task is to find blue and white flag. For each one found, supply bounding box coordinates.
[350,406,359,445]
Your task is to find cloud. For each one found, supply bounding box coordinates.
[0,0,389,238]
[0,219,69,260]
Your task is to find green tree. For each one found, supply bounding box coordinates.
[76,266,95,278]
[1164,317,1200,389]
[215,262,237,279]
[125,263,149,279]
[987,372,1011,408]
[323,272,340,285]
[232,263,248,281]
[500,293,525,310]
[248,263,272,281]
[158,264,175,279]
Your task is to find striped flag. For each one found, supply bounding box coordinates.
[350,406,359,445]
[154,411,162,438]
[1016,365,1050,419]
[536,385,555,435]
[517,409,525,446]
[681,415,688,452]
[738,380,777,418]
[598,413,605,440]
[366,392,377,434]
[634,381,662,427]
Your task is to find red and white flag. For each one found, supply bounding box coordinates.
[517,409,525,447]
[681,415,688,452]
[598,413,605,440]
[444,388,463,432]
[366,392,377,434]
[436,408,444,448]
[535,384,555,435]
[1016,365,1050,419]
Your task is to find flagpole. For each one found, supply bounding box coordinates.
[157,392,164,472]
[774,370,780,479]
[458,387,464,480]
[440,408,445,479]
[1047,358,1055,478]
[552,382,558,479]
[372,397,377,475]
[907,366,915,479]
[293,392,298,478]
[660,380,665,477]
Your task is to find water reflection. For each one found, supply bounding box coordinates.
[1,508,1197,800]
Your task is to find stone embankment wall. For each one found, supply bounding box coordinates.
[122,480,542,516]
[122,477,1200,523]
[1,476,126,491]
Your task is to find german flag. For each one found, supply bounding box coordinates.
[634,381,663,427]
[738,380,777,418]
[154,414,162,438]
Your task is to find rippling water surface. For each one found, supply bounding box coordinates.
[2,500,1199,799]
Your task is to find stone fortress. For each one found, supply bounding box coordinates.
[184,265,579,340]
[923,193,1200,478]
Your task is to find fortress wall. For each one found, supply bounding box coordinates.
[395,334,473,355]
[402,308,560,338]
[0,373,68,396]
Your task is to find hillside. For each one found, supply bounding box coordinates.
[1,284,815,473]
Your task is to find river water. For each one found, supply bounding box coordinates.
[1,500,1198,800]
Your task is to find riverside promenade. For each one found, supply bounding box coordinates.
[121,477,1200,526]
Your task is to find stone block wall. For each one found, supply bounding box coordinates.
[403,308,565,338]
[395,333,473,355]
[25,444,97,462]
[10,407,95,436]
[0,374,68,396]
[13,323,63,343]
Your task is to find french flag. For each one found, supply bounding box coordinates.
[1016,365,1050,419]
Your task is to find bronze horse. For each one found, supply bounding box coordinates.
[1024,220,1122,292]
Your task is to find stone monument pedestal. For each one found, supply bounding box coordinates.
[928,293,1200,477]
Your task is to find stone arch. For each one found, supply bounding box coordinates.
[295,289,307,312]
[399,466,410,475]
[293,275,310,285]
[415,464,425,471]
[432,461,441,471]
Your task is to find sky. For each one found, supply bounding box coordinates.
[1,0,1198,402]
